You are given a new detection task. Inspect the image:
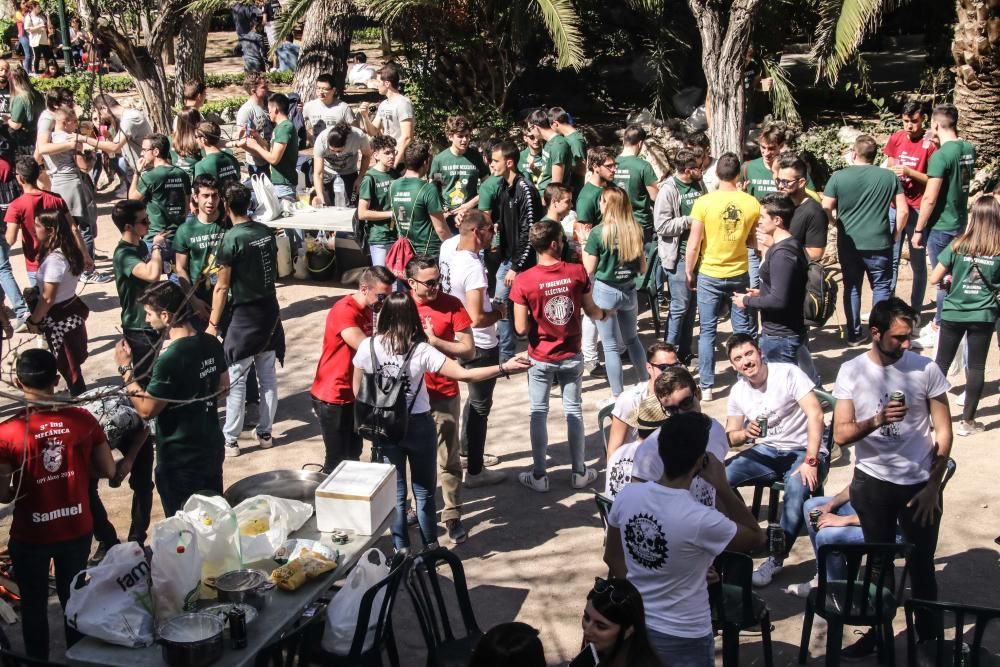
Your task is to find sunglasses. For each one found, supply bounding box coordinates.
[592,577,631,605]
[662,394,696,416]
[775,178,799,187]
[651,361,683,372]
[410,277,440,289]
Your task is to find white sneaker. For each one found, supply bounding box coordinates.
[751,556,783,587]
[955,391,966,407]
[518,472,549,493]
[916,324,938,350]
[257,432,274,449]
[571,468,598,489]
[956,419,985,436]
[224,442,241,458]
[465,468,506,488]
[785,576,817,598]
[701,386,714,402]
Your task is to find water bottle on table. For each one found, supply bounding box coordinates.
[333,174,347,208]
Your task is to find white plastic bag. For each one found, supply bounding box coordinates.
[233,495,313,564]
[322,548,389,655]
[151,516,202,622]
[251,173,282,222]
[181,494,242,581]
[65,542,154,647]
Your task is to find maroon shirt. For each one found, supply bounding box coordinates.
[510,261,591,362]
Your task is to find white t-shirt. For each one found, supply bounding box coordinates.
[313,126,369,179]
[605,439,640,498]
[116,109,152,172]
[375,95,414,141]
[608,482,736,637]
[37,251,79,303]
[633,419,729,507]
[43,130,78,175]
[611,383,649,445]
[352,337,447,415]
[36,109,55,141]
[702,158,720,192]
[727,362,820,453]
[235,100,273,168]
[303,99,355,136]
[347,63,376,86]
[440,243,498,349]
[833,350,950,485]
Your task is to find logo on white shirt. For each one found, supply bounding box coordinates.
[625,513,669,569]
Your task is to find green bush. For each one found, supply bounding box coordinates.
[404,69,517,149]
[200,97,247,122]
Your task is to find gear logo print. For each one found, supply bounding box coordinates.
[543,295,574,326]
[624,512,669,569]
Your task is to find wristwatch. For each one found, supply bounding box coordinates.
[805,456,818,467]
[118,363,134,376]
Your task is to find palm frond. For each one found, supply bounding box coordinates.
[363,0,436,25]
[760,56,800,124]
[184,0,233,17]
[810,0,907,85]
[268,0,313,53]
[532,0,585,70]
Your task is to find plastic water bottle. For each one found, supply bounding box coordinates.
[333,174,347,208]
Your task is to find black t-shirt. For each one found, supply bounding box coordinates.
[745,236,807,337]
[789,197,828,251]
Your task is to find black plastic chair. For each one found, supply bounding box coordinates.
[405,547,483,667]
[597,401,615,453]
[634,243,662,336]
[710,551,774,667]
[594,492,613,533]
[798,542,912,667]
[253,604,328,667]
[904,598,1000,667]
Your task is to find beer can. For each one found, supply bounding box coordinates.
[809,509,823,530]
[890,390,905,405]
[228,606,247,649]
[767,522,785,559]
[756,415,769,438]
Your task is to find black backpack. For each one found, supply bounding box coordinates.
[803,261,838,327]
[354,338,423,444]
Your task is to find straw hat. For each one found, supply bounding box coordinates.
[623,394,668,431]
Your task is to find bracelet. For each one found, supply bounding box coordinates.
[208,320,218,328]
[498,361,510,379]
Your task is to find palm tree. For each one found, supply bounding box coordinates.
[809,0,906,85]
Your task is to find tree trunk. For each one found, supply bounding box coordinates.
[174,12,209,101]
[952,0,1000,164]
[293,0,353,100]
[687,0,763,156]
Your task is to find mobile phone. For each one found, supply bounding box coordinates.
[568,643,599,667]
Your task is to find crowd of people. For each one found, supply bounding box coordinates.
[0,48,988,665]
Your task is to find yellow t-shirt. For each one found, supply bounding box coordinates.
[690,189,761,279]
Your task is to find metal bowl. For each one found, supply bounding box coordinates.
[223,465,327,505]
[158,613,224,667]
[214,568,274,610]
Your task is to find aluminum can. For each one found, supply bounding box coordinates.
[756,415,769,438]
[890,390,905,405]
[767,522,785,558]
[228,606,247,649]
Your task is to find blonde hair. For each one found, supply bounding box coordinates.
[953,196,1000,257]
[599,185,643,264]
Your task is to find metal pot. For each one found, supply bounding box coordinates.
[214,569,274,611]
[158,613,224,667]
[223,464,327,506]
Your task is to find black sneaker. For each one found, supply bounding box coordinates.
[587,362,607,378]
[445,519,468,544]
[841,628,878,661]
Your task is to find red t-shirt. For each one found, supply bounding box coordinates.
[510,261,591,363]
[3,190,69,272]
[884,130,937,210]
[415,293,473,402]
[0,407,104,544]
[311,295,375,404]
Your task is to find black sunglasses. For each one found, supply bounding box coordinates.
[592,577,631,605]
[651,361,683,372]
[662,394,696,416]
[410,277,440,289]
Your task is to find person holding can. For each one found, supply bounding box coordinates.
[723,332,827,588]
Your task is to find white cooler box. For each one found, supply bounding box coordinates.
[315,461,396,535]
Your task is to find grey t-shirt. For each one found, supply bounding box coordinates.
[302,99,355,137]
[375,95,414,141]
[313,126,369,180]
[116,108,153,172]
[42,130,78,175]
[235,99,273,168]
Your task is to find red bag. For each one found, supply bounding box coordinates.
[385,236,415,280]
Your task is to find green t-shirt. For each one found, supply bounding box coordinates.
[174,215,228,296]
[358,168,397,246]
[389,176,444,256]
[742,156,814,200]
[112,239,154,332]
[824,164,901,251]
[10,93,42,139]
[170,148,203,180]
[538,134,574,192]
[194,150,242,189]
[430,147,488,210]
[674,177,704,255]
[584,224,642,286]
[146,333,226,468]
[927,140,976,233]
[216,221,278,306]
[137,164,192,239]
[938,245,1000,323]
[575,181,604,226]
[270,119,300,187]
[613,155,658,231]
[477,175,503,213]
[565,130,587,195]
[518,148,542,187]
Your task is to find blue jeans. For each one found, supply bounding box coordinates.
[664,257,696,360]
[0,236,27,320]
[494,259,515,361]
[837,236,893,340]
[725,445,829,557]
[378,412,437,550]
[646,628,714,667]
[927,229,958,326]
[802,496,865,581]
[223,350,278,443]
[759,333,804,364]
[592,281,649,396]
[696,272,754,389]
[527,353,585,477]
[891,208,927,316]
[19,36,32,73]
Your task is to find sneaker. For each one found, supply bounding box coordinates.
[257,432,273,448]
[82,270,113,284]
[13,318,27,333]
[586,362,607,378]
[88,541,117,566]
[955,391,966,407]
[784,576,817,598]
[460,452,500,469]
[571,468,598,489]
[224,441,241,458]
[701,386,714,402]
[846,334,870,347]
[445,519,467,545]
[956,419,985,436]
[841,628,878,661]
[916,325,938,350]
[518,472,550,493]
[751,556,783,587]
[244,402,260,429]
[465,468,505,488]
[406,508,418,526]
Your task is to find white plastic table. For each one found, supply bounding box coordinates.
[65,513,392,667]
[260,207,356,234]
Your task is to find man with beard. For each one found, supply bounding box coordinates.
[0,60,11,116]
[831,297,951,659]
[174,174,228,322]
[723,333,826,587]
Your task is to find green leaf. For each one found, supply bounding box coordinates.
[760,56,800,125]
[810,0,909,85]
[531,0,585,69]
